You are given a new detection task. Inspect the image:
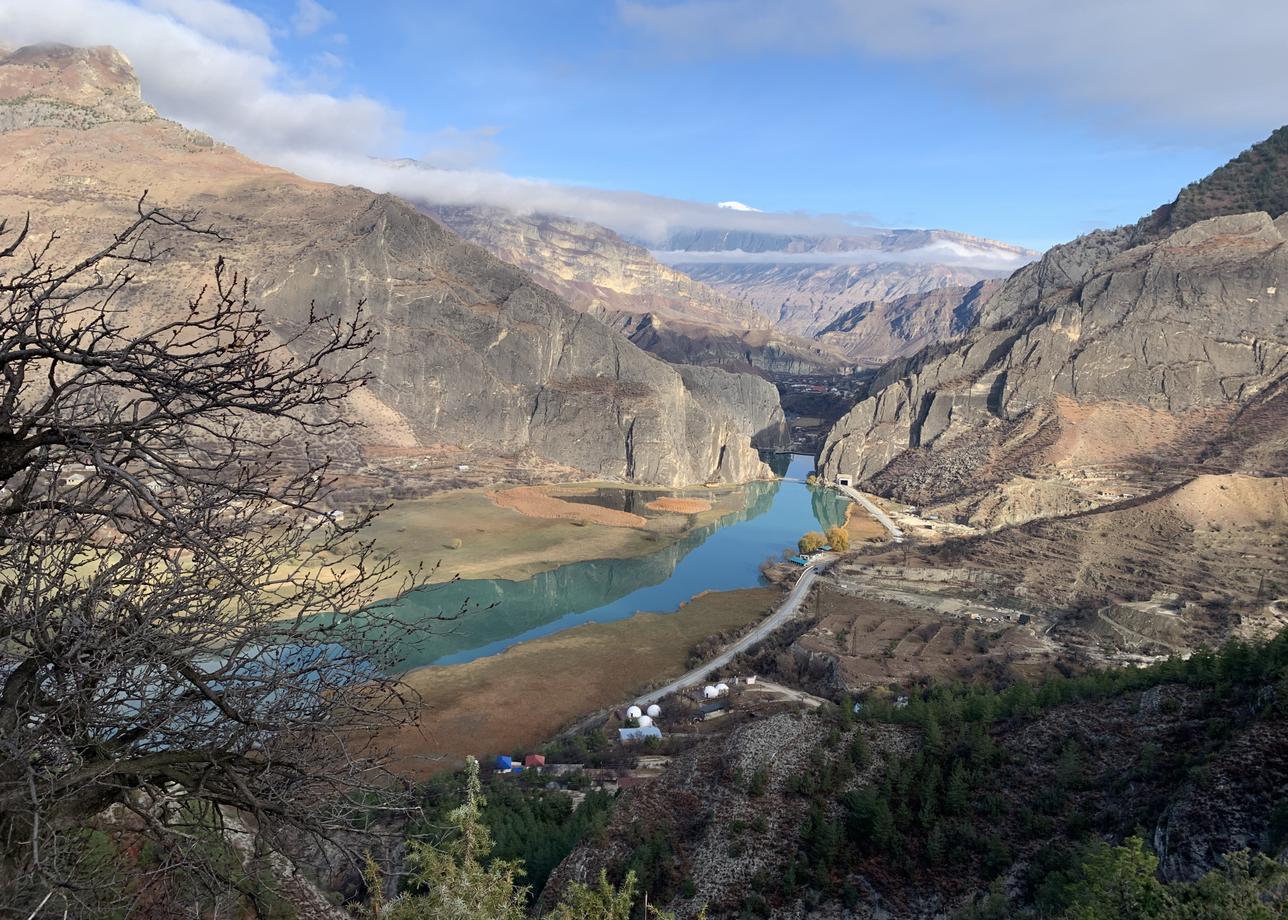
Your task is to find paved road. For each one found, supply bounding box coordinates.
[836,484,904,540]
[632,555,835,707]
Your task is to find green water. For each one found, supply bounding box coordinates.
[351,455,847,669]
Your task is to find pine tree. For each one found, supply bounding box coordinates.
[388,758,529,920]
[546,870,637,920]
[945,760,970,816]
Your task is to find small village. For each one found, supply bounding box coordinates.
[481,674,833,801]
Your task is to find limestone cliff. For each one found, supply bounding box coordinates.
[431,205,852,376]
[430,205,767,329]
[813,280,999,367]
[0,43,780,487]
[820,129,1288,490]
[611,312,854,377]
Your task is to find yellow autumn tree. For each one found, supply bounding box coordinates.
[798,531,827,553]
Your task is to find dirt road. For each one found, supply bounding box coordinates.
[632,555,835,706]
[836,484,903,540]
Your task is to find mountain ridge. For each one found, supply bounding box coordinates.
[819,125,1288,531]
[0,42,786,487]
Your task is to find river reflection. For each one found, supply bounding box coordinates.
[338,454,845,669]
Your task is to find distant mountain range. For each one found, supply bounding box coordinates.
[656,227,1036,366]
[433,204,1038,372]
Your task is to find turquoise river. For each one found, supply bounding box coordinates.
[351,454,849,670]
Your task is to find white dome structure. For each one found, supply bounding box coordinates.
[703,685,719,699]
[636,715,653,727]
[646,704,662,718]
[626,705,643,720]
[715,682,730,695]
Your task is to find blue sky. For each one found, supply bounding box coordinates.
[6,0,1286,252]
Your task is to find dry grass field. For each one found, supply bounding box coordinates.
[388,586,779,776]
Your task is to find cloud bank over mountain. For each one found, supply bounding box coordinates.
[0,0,1029,267]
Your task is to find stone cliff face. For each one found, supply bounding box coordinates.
[260,196,783,484]
[431,206,852,376]
[612,312,853,377]
[0,43,781,487]
[675,364,791,451]
[820,130,1288,488]
[430,205,767,329]
[813,279,998,367]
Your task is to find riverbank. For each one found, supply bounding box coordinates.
[388,585,779,777]
[305,483,749,602]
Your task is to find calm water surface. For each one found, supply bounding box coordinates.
[353,454,846,669]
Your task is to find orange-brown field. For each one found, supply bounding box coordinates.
[388,586,778,777]
[843,501,890,543]
[644,496,714,514]
[491,485,647,527]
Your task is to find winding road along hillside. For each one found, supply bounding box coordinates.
[633,554,836,706]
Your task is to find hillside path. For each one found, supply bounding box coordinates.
[836,484,904,540]
[632,554,835,707]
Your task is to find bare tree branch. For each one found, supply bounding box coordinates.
[0,201,429,917]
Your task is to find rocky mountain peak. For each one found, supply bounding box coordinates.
[0,42,155,131]
[819,125,1288,508]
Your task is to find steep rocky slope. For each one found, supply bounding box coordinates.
[431,205,767,329]
[613,312,854,377]
[431,205,852,376]
[0,43,785,486]
[813,280,1000,367]
[820,129,1288,494]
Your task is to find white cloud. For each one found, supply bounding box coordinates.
[717,200,760,212]
[139,0,271,53]
[291,0,334,36]
[0,0,1034,269]
[0,0,400,159]
[618,0,1288,132]
[419,126,504,170]
[652,242,1030,272]
[277,151,886,244]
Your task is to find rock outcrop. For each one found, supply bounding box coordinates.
[430,205,767,329]
[675,364,791,451]
[820,129,1288,488]
[613,312,853,377]
[0,43,780,487]
[432,205,853,376]
[813,279,999,367]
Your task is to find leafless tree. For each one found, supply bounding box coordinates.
[0,197,427,916]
